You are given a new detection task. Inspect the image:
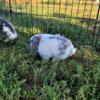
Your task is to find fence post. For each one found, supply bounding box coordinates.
[92,3,100,46]
[9,0,13,15]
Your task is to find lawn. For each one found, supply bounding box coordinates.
[0,0,100,100]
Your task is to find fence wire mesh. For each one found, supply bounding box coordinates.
[0,0,100,47]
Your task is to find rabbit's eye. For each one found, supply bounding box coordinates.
[31,38,37,42]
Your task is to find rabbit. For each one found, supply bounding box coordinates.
[0,17,17,42]
[30,33,77,61]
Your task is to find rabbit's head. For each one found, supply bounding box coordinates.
[0,17,17,42]
[30,35,41,57]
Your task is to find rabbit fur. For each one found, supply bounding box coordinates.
[0,17,17,42]
[30,33,77,61]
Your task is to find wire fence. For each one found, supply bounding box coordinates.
[0,0,100,47]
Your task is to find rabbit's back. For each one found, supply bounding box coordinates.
[38,34,75,59]
[0,17,16,33]
[0,17,17,42]
[38,36,61,58]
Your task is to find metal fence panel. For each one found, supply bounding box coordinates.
[0,0,100,47]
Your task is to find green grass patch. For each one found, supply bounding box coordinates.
[0,38,100,99]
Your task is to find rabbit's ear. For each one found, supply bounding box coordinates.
[34,37,39,42]
[30,36,41,57]
[32,36,40,47]
[0,22,3,30]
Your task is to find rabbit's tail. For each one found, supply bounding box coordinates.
[59,47,76,60]
[9,33,17,40]
[72,48,77,56]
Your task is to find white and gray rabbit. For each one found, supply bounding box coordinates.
[0,17,17,42]
[30,33,77,61]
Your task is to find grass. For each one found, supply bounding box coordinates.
[0,38,100,99]
[0,1,100,100]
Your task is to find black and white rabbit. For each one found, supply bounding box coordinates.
[30,33,77,61]
[0,17,17,42]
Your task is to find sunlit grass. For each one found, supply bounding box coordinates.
[5,0,99,19]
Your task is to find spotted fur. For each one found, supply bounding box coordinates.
[30,33,77,61]
[0,17,17,42]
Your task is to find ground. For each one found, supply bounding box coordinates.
[0,39,100,100]
[0,0,100,100]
